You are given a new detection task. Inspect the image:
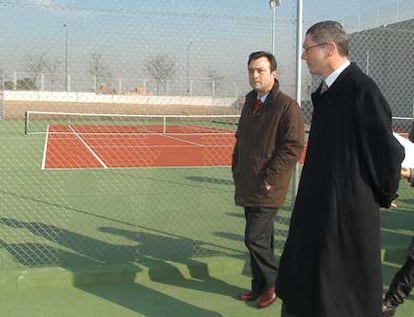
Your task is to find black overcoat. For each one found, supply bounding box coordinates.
[276,63,405,317]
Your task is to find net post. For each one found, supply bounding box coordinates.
[163,116,167,134]
[24,110,28,135]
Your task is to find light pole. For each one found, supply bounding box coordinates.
[63,24,68,91]
[293,0,302,201]
[268,0,281,55]
[186,40,192,94]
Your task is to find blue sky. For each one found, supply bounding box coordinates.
[0,0,412,94]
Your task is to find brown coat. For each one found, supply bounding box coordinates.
[232,81,304,208]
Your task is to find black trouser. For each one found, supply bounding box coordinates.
[281,302,318,317]
[244,206,278,294]
[385,237,414,306]
[281,302,300,317]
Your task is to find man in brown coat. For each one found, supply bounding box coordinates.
[232,51,304,309]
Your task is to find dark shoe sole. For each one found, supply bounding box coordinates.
[237,293,259,302]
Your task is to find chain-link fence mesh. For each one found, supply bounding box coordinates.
[0,0,413,271]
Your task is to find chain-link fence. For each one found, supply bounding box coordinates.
[0,0,413,271]
[4,71,238,97]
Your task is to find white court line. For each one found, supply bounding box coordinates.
[85,131,214,147]
[41,124,50,170]
[160,134,207,147]
[43,165,231,171]
[86,132,234,148]
[68,125,108,169]
[145,132,235,147]
[93,144,234,148]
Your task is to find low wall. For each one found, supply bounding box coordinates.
[3,91,240,119]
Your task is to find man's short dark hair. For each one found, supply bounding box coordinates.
[306,21,349,57]
[248,51,277,71]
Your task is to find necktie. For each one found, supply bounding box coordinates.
[320,81,328,94]
[253,99,262,113]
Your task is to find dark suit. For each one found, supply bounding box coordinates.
[277,63,404,317]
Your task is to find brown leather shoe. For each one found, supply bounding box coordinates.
[257,287,277,308]
[237,291,259,301]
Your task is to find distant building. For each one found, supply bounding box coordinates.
[349,19,414,121]
[302,19,414,129]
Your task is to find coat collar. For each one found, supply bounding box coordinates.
[312,62,362,100]
[246,79,280,107]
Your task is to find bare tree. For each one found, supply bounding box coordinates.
[89,51,112,93]
[46,57,62,91]
[143,54,176,95]
[205,68,225,96]
[24,53,49,90]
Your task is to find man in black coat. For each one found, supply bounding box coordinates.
[276,21,405,317]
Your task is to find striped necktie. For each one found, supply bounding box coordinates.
[253,99,262,113]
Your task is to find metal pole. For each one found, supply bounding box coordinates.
[292,0,303,203]
[268,0,281,55]
[186,40,192,94]
[412,97,414,119]
[271,4,276,54]
[63,24,68,92]
[397,0,400,22]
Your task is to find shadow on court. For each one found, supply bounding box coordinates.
[0,217,246,316]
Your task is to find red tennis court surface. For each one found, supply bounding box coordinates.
[43,124,236,169]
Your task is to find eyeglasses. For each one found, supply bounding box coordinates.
[302,42,328,53]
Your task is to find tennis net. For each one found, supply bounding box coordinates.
[25,111,240,135]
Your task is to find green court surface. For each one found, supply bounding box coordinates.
[0,260,283,317]
[0,256,413,317]
[1,118,414,316]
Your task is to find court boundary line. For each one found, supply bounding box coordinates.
[92,144,234,148]
[35,131,234,136]
[42,165,233,171]
[68,124,108,169]
[77,128,233,148]
[159,134,206,147]
[41,124,50,170]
